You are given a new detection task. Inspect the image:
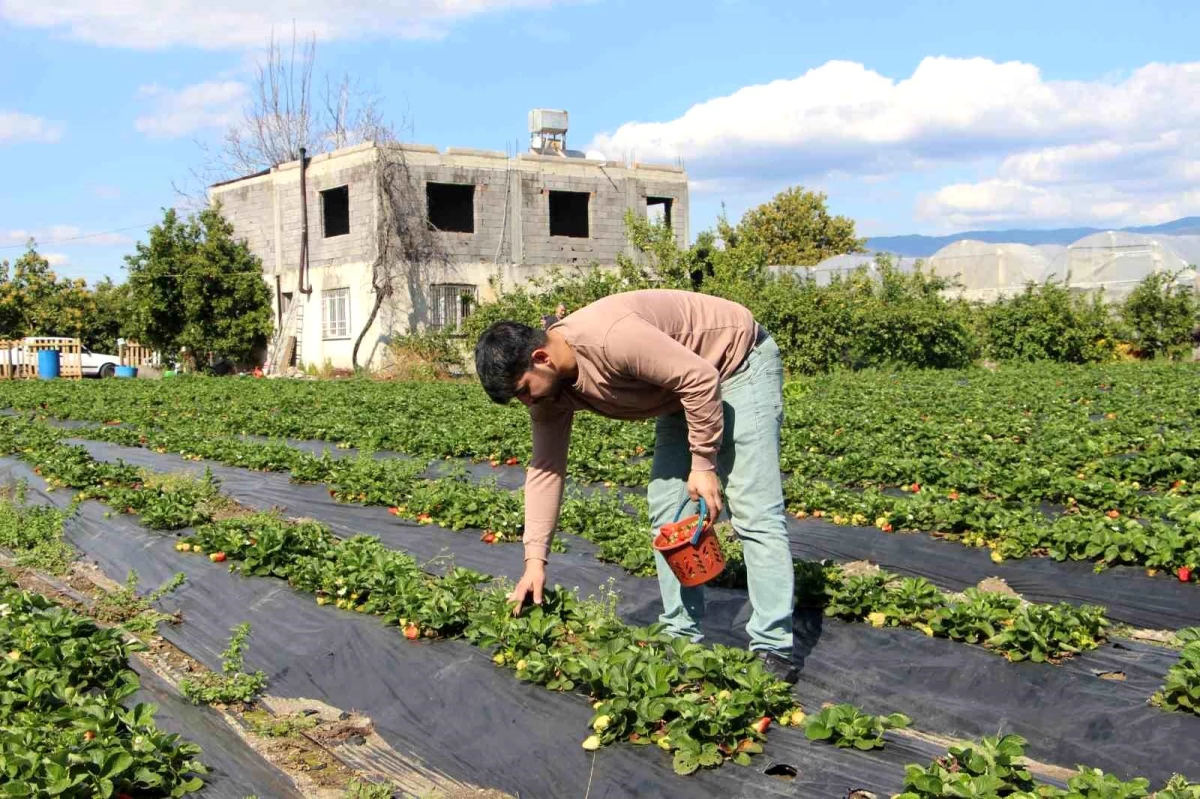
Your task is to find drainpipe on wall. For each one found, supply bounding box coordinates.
[298,146,313,296]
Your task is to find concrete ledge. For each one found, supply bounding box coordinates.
[444,147,507,159]
[632,162,685,174]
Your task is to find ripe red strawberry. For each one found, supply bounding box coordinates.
[209,552,226,563]
[911,483,920,493]
[1106,509,1120,519]
[881,523,894,533]
[404,623,420,640]
[83,730,95,741]
[948,491,959,501]
[481,531,497,544]
[752,716,771,735]
[1178,566,1192,583]
[505,457,519,466]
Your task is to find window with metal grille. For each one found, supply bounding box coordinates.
[322,287,350,339]
[429,284,477,333]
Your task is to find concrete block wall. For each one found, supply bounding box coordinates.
[210,180,276,271]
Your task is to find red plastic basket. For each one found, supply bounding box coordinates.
[653,497,725,587]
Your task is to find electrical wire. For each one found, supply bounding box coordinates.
[0,223,156,250]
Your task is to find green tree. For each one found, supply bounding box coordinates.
[83,278,133,353]
[1120,272,1198,358]
[0,244,61,338]
[720,187,866,266]
[125,207,272,365]
[982,281,1116,364]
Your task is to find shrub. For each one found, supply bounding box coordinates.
[386,331,467,380]
[1119,271,1198,359]
[981,281,1116,363]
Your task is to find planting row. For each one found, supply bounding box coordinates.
[0,568,207,796]
[0,377,652,485]
[897,734,1200,798]
[52,408,1200,580]
[3,363,1200,506]
[6,433,1200,793]
[6,363,1200,580]
[5,415,1122,667]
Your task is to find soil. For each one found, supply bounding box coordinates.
[975,577,1020,597]
[841,560,881,578]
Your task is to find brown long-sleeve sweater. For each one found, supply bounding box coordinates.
[522,289,758,562]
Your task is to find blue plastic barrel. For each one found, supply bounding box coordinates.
[37,349,60,380]
[115,365,138,379]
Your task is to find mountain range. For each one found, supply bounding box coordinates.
[865,216,1200,257]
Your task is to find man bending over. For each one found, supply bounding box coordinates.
[474,289,797,683]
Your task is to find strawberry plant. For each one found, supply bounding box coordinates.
[1152,636,1200,715]
[0,580,207,795]
[803,703,910,750]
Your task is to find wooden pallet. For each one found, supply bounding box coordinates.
[19,337,83,380]
[119,341,157,368]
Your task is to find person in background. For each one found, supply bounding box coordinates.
[541,302,567,330]
[473,289,797,683]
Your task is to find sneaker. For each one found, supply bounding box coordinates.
[756,650,799,684]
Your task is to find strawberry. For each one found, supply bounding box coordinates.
[752,716,771,735]
[1178,566,1192,583]
[911,483,920,493]
[83,730,95,741]
[388,507,400,516]
[881,523,894,533]
[505,457,519,466]
[1106,509,1120,519]
[481,531,497,544]
[209,552,226,563]
[403,623,420,640]
[948,491,959,501]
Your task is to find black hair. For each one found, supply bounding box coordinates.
[474,321,547,404]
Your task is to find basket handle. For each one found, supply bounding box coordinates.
[672,496,708,546]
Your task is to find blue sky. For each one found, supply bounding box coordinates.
[2,0,1200,285]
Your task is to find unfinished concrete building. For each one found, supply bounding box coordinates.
[208,110,690,371]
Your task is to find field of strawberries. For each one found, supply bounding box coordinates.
[1,361,1200,797]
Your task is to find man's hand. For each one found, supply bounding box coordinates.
[507,559,546,615]
[687,469,723,522]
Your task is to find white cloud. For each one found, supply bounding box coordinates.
[134,81,248,138]
[93,185,121,199]
[1,226,133,248]
[592,57,1200,229]
[0,110,62,144]
[42,253,69,267]
[0,0,573,49]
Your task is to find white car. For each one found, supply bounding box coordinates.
[80,346,121,378]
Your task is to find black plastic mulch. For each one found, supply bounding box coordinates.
[33,440,1200,785]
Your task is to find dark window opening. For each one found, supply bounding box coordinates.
[321,186,350,238]
[427,182,475,233]
[549,190,589,238]
[647,196,673,229]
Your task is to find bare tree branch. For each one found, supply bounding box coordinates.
[352,145,451,370]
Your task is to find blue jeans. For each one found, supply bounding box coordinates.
[648,332,793,656]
